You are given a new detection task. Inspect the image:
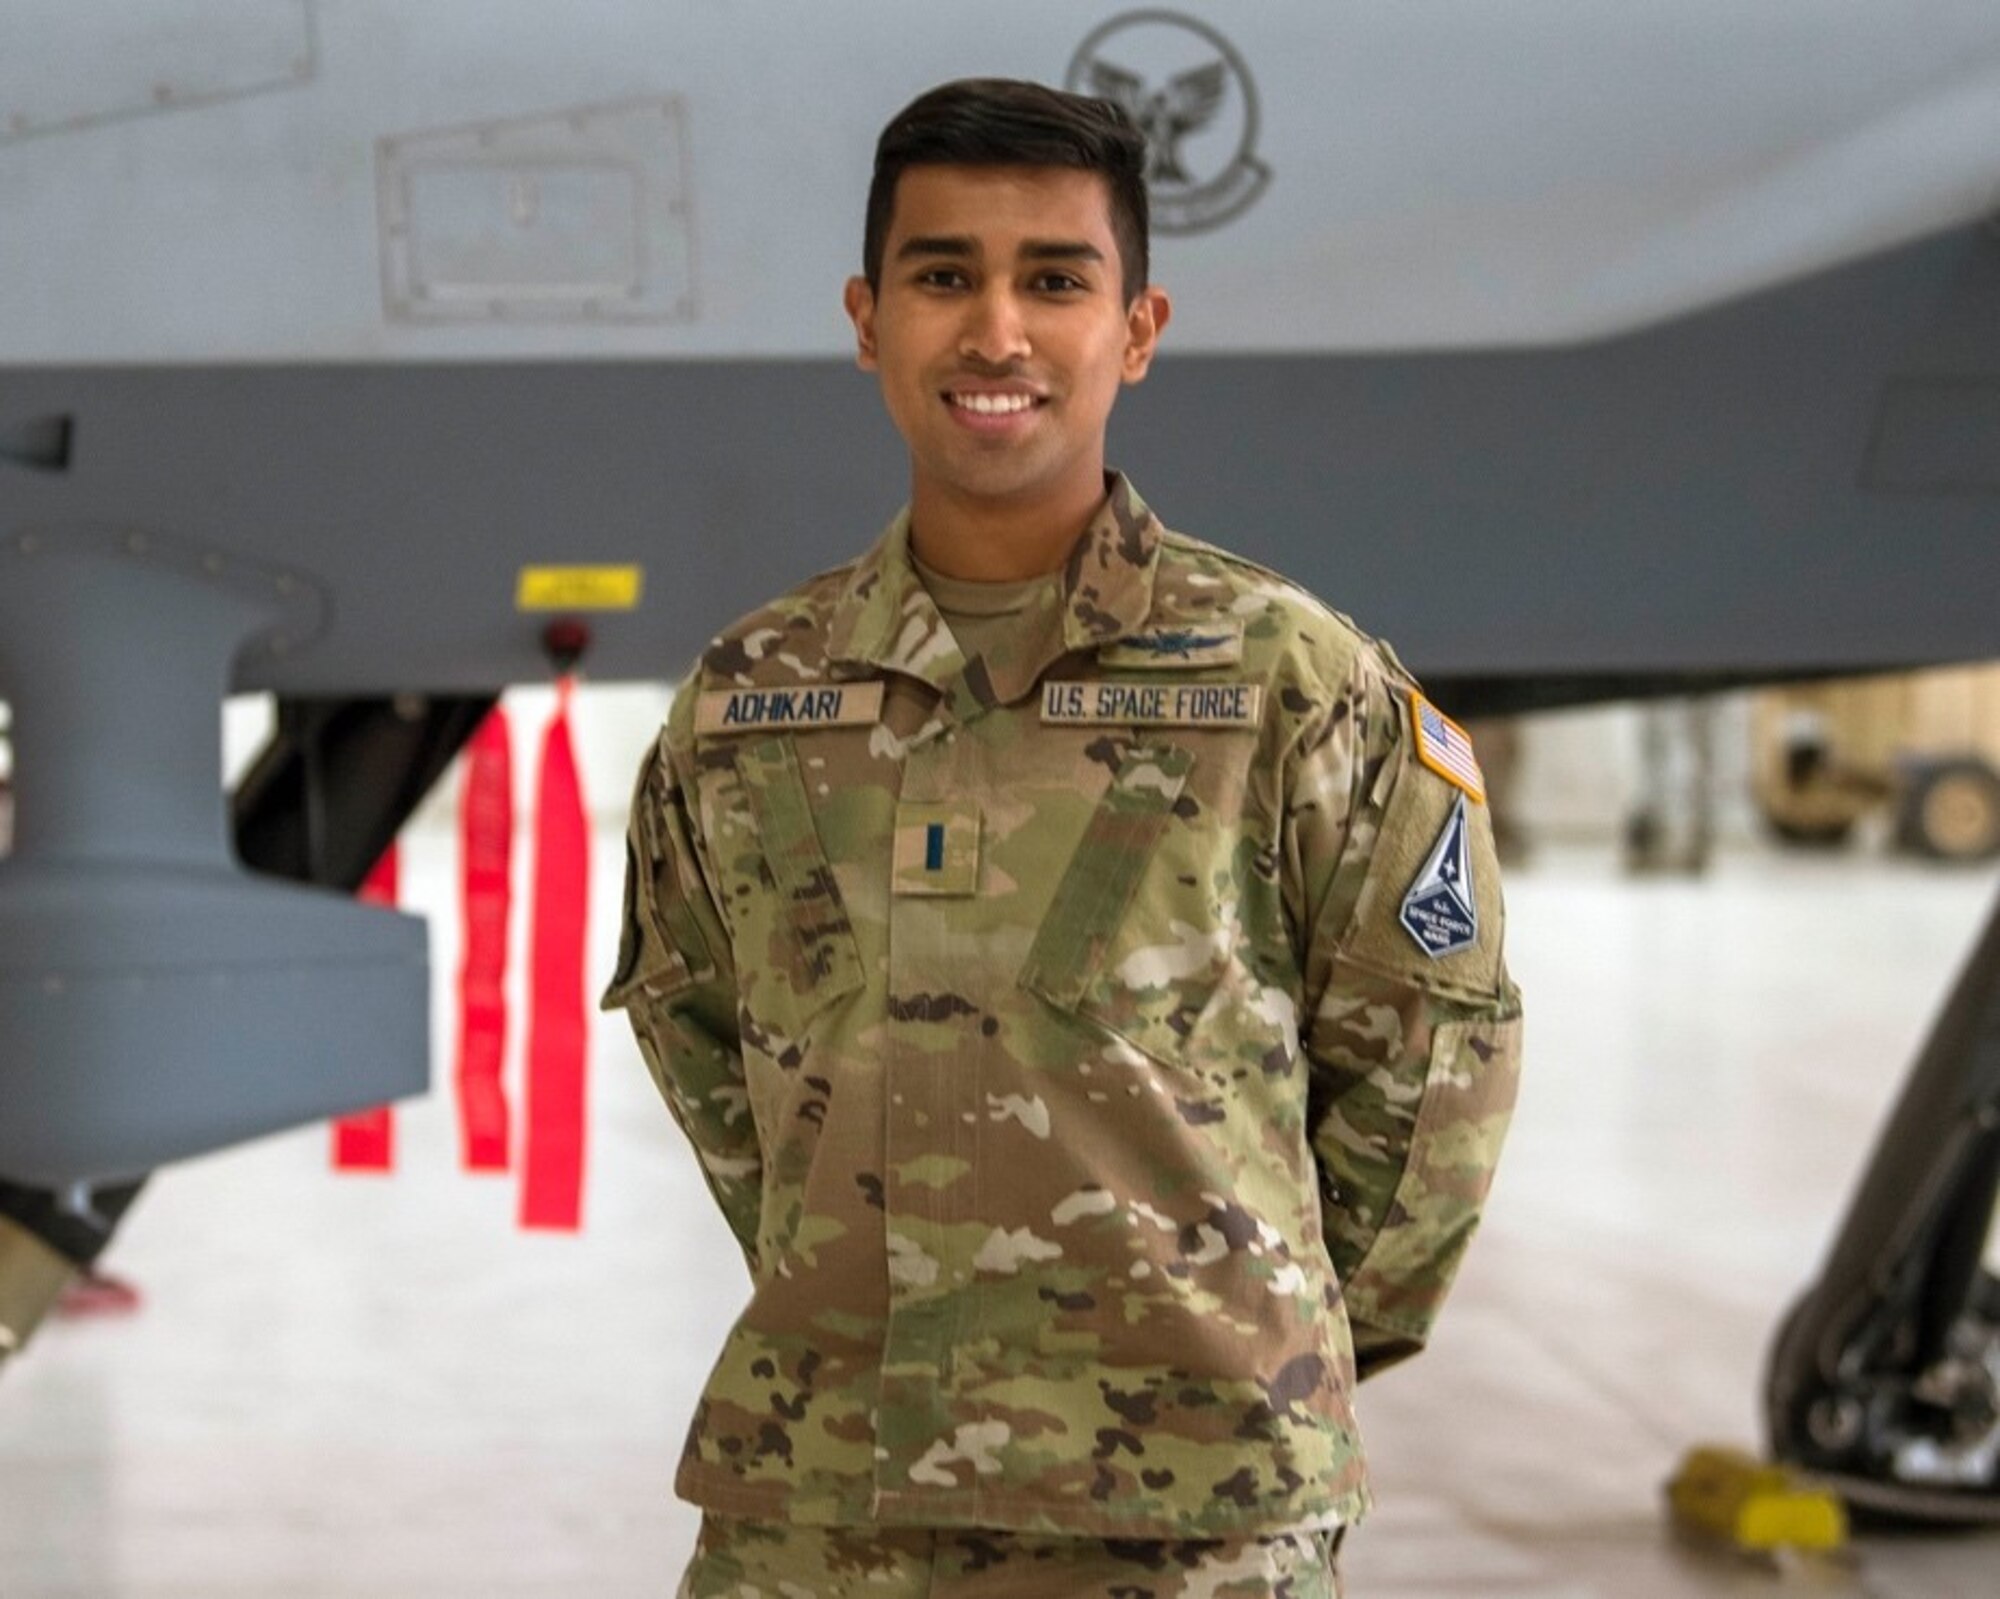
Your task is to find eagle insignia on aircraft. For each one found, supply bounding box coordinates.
[1086,59,1227,186]
[1066,10,1272,233]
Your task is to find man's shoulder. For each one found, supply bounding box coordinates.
[683,557,866,690]
[656,555,869,754]
[1152,526,1409,706]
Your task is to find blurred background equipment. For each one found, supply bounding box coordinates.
[1625,698,1719,876]
[1755,666,2000,862]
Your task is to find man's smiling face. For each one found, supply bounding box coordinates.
[845,164,1169,528]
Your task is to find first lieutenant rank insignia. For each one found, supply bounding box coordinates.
[892,800,981,896]
[1401,792,1479,959]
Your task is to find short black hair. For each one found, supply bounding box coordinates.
[864,78,1151,304]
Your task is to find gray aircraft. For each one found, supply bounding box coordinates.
[2,0,1998,1525]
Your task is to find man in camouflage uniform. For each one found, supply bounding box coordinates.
[606,79,1522,1598]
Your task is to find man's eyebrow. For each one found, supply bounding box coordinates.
[892,237,1107,264]
[1021,240,1105,263]
[895,235,977,260]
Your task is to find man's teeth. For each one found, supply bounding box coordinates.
[952,393,1035,415]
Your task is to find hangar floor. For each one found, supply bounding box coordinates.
[3,834,1998,1596]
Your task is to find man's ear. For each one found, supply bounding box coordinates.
[844,276,879,372]
[1121,285,1172,384]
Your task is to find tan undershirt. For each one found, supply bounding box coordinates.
[911,553,1064,705]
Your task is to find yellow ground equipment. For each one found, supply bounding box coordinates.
[0,1212,76,1380]
[1667,1446,1850,1555]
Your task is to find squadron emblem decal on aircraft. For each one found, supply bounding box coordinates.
[1066,9,1270,234]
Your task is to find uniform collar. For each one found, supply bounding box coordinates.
[825,473,1163,705]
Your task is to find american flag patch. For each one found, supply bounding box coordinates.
[1409,691,1486,802]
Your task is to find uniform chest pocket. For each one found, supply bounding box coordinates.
[709,736,865,1038]
[1020,743,1246,1069]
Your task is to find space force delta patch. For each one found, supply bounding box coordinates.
[1041,680,1263,727]
[1401,792,1479,959]
[695,683,885,735]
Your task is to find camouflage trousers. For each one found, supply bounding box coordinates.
[679,1515,1343,1598]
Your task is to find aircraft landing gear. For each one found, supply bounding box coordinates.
[1775,1268,2000,1520]
[1766,881,2000,1523]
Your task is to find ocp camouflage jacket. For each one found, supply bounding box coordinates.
[605,475,1522,1539]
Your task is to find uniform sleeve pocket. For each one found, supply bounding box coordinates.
[734,736,865,1023]
[1339,763,1506,1003]
[601,765,714,1013]
[602,841,696,1011]
[1343,1008,1522,1349]
[1020,743,1195,1011]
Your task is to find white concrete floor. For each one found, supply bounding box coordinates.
[4,832,1998,1596]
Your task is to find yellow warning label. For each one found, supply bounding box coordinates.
[515,566,644,612]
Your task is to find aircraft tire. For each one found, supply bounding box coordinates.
[1898,759,2000,862]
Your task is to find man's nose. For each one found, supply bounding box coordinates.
[958,286,1031,365]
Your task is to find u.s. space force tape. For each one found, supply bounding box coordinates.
[1040,681,1263,727]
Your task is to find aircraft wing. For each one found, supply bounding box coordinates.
[2,0,1999,1181]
